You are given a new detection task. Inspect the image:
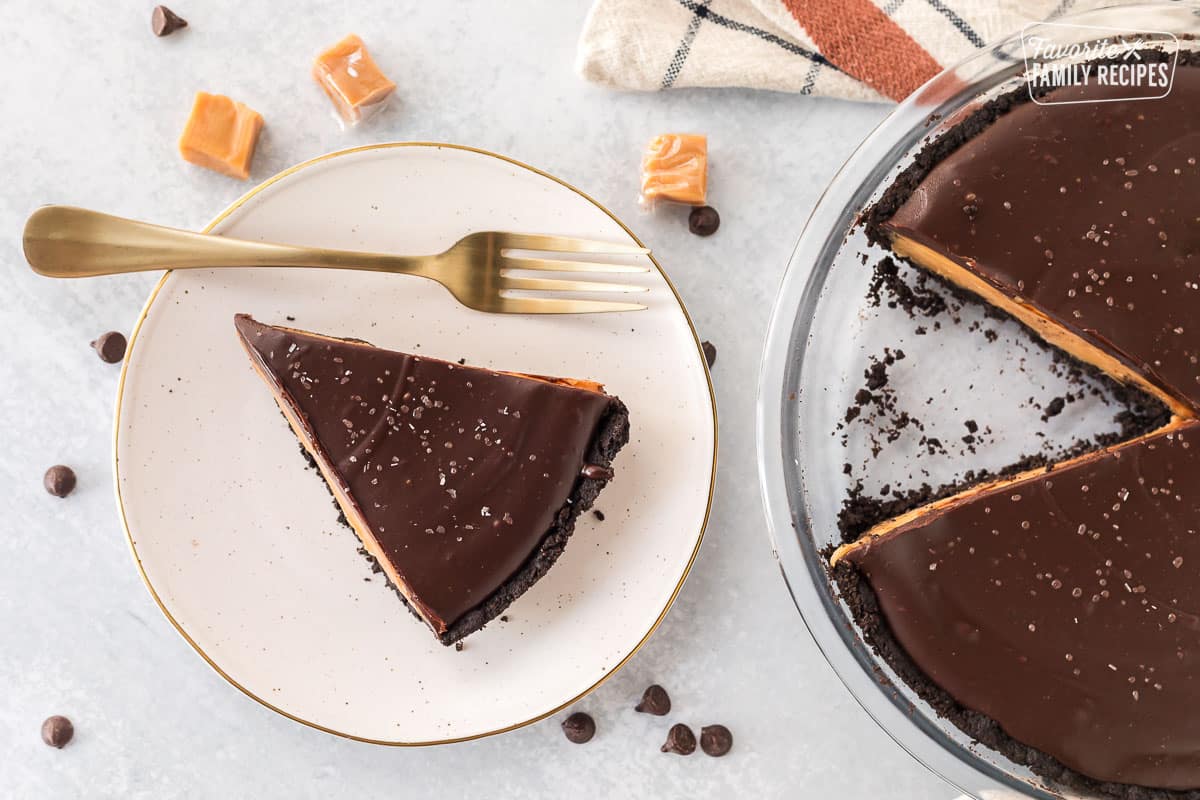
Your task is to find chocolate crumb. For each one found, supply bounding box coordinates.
[701,340,717,368]
[661,723,697,755]
[91,331,127,363]
[285,316,296,322]
[561,712,595,744]
[864,362,889,391]
[700,724,733,757]
[41,716,73,749]
[593,509,605,521]
[151,5,187,36]
[635,684,671,716]
[43,465,76,498]
[1042,396,1066,420]
[865,257,947,318]
[454,641,464,652]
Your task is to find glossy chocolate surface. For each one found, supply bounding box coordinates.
[234,315,614,631]
[849,421,1200,789]
[887,65,1200,409]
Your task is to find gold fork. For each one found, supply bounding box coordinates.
[23,206,651,314]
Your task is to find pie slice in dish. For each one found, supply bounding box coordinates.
[832,419,1200,789]
[234,314,629,645]
[865,59,1200,417]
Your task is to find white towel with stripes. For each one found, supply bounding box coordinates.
[576,0,1111,102]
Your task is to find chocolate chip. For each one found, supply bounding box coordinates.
[44,465,77,498]
[91,331,127,363]
[580,464,614,481]
[561,712,595,744]
[700,724,733,757]
[635,684,671,716]
[41,716,74,748]
[661,723,696,755]
[688,205,720,237]
[151,5,188,36]
[701,340,716,368]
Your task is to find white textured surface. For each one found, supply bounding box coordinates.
[1,1,948,798]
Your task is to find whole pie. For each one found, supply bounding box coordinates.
[838,50,1200,795]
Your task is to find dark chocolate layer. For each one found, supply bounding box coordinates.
[234,315,624,638]
[338,400,628,646]
[876,54,1200,410]
[845,421,1200,790]
[830,560,1198,800]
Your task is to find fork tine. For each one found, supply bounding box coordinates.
[502,256,650,274]
[494,232,650,255]
[496,295,647,314]
[502,275,647,294]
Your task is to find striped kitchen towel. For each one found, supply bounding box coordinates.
[576,0,1109,102]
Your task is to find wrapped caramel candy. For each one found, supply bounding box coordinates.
[313,34,396,128]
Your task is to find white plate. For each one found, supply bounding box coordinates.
[114,143,716,744]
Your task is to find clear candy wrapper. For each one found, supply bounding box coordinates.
[313,34,397,130]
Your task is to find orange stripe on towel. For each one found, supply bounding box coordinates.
[780,0,941,101]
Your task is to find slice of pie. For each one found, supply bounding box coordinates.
[865,54,1200,417]
[832,419,1200,790]
[234,314,629,645]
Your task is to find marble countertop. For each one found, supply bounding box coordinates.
[2,2,951,797]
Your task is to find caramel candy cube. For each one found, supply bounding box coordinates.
[640,134,708,206]
[313,34,396,125]
[178,92,263,180]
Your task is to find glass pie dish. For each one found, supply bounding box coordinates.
[756,4,1200,799]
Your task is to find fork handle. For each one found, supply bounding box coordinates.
[23,205,430,278]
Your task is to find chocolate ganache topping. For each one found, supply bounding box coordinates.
[234,315,616,632]
[847,421,1200,789]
